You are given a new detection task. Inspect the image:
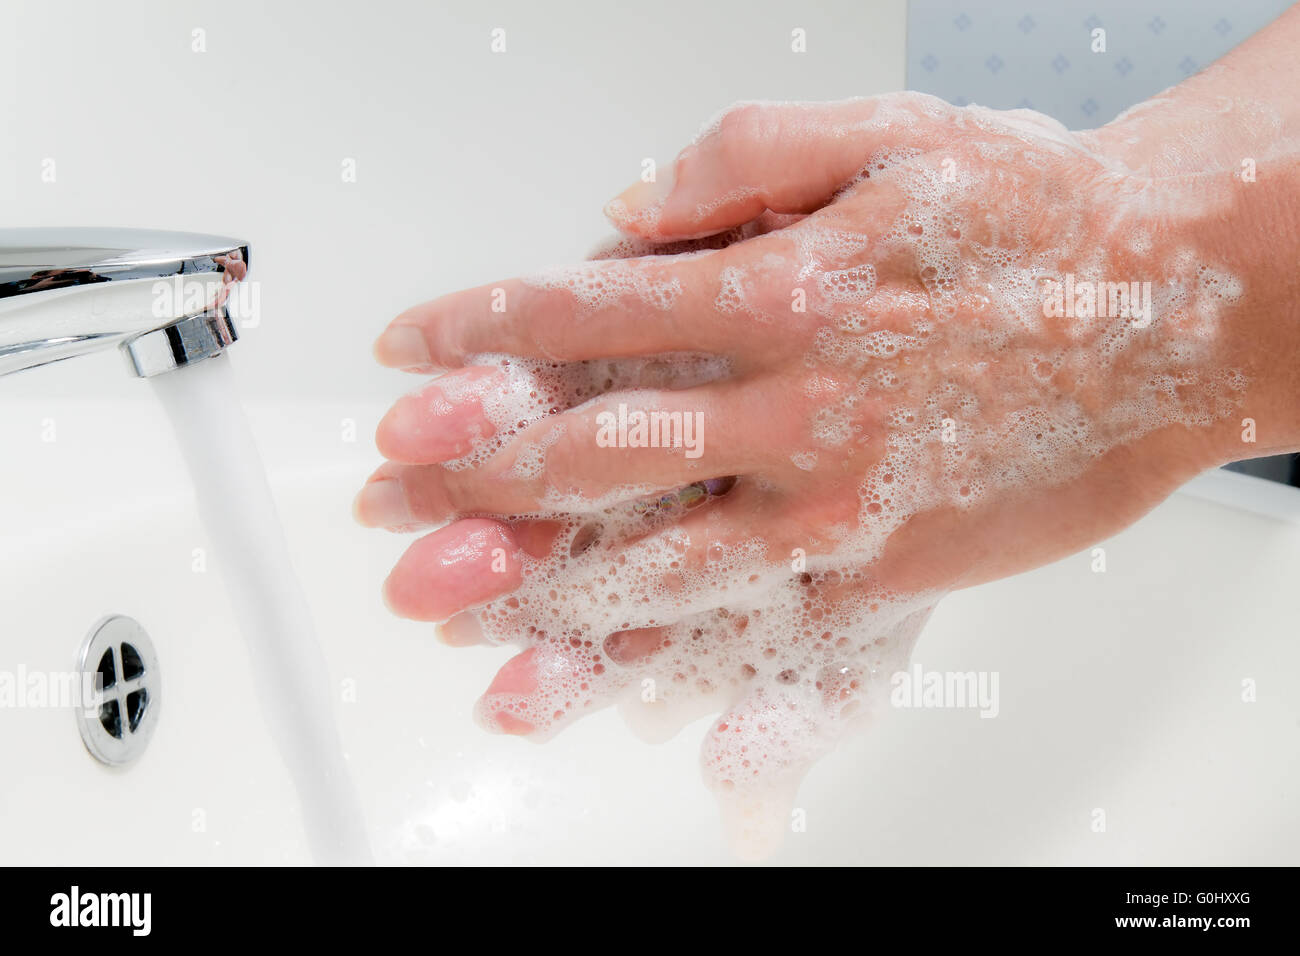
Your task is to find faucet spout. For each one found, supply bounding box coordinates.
[0,228,250,378]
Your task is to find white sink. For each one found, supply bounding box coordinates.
[2,392,1297,864]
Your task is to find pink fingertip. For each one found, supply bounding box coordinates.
[383,519,523,621]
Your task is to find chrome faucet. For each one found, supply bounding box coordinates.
[0,228,250,378]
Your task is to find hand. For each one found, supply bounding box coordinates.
[358,92,1292,857]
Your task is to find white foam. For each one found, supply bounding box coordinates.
[521,260,682,314]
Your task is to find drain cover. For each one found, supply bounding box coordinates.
[76,615,160,766]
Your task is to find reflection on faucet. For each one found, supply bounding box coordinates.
[3,267,109,297]
[0,228,250,378]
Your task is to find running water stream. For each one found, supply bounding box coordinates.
[151,354,372,865]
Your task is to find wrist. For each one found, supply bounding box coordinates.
[1182,160,1300,466]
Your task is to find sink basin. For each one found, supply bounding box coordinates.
[2,393,1297,864]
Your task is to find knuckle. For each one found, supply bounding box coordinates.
[712,102,780,181]
[717,101,768,143]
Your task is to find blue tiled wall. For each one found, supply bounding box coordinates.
[906,0,1293,129]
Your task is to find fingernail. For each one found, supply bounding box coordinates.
[436,612,484,646]
[353,477,412,529]
[604,164,675,225]
[373,325,434,370]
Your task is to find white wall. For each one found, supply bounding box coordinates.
[1,0,907,402]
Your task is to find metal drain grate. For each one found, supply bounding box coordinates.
[76,616,160,766]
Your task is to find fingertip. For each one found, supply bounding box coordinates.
[475,647,540,735]
[384,519,524,621]
[436,612,486,647]
[353,475,412,530]
[604,166,676,238]
[375,374,496,464]
[485,646,539,695]
[491,711,536,736]
[373,323,439,372]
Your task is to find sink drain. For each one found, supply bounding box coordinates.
[76,615,160,766]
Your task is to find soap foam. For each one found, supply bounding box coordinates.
[522,260,683,314]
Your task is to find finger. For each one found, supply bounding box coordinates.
[373,348,749,468]
[436,612,489,647]
[606,95,956,241]
[468,486,795,742]
[357,380,783,527]
[382,519,523,622]
[612,615,728,745]
[472,627,670,738]
[701,684,827,861]
[374,366,503,465]
[617,684,721,745]
[373,242,789,370]
[433,518,564,646]
[475,647,543,735]
[472,484,784,644]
